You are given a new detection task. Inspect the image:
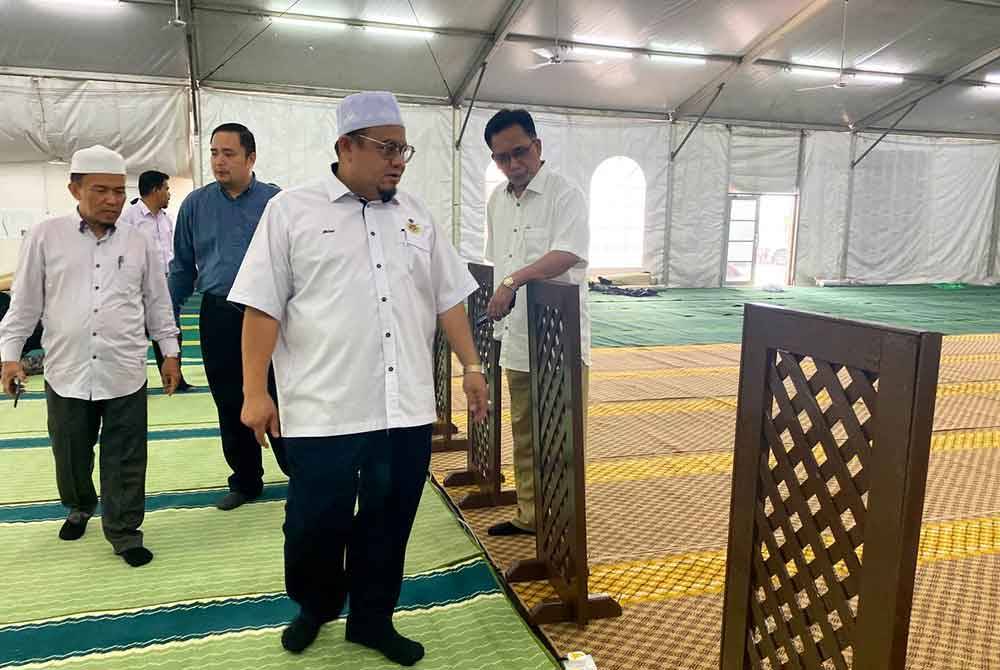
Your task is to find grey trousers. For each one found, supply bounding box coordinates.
[45,382,148,553]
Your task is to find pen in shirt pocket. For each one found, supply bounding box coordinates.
[117,255,124,270]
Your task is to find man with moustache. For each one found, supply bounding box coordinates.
[231,91,488,666]
[0,145,180,567]
[170,124,288,511]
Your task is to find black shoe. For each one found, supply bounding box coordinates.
[121,546,154,567]
[176,381,196,393]
[487,521,534,537]
[216,491,254,511]
[58,515,90,541]
[346,622,424,667]
[281,613,322,653]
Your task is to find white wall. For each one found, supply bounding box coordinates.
[1,75,999,286]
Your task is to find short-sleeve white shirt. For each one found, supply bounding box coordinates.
[229,168,478,438]
[485,163,591,372]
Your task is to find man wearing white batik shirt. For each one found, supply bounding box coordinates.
[229,91,487,667]
[0,146,180,568]
[482,109,591,538]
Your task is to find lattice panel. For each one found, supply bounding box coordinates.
[433,327,450,425]
[533,303,579,586]
[747,350,879,669]
[468,269,500,483]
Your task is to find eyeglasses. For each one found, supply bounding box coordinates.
[491,142,535,166]
[356,134,416,163]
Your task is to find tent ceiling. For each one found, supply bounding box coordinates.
[0,0,997,134]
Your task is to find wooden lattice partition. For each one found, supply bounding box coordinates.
[431,326,467,453]
[720,304,942,670]
[506,280,622,627]
[442,263,516,509]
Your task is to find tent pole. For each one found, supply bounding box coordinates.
[840,133,858,280]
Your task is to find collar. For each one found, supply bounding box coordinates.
[78,212,116,238]
[506,160,549,197]
[216,174,258,201]
[138,199,154,217]
[326,163,398,205]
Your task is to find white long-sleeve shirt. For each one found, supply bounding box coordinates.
[0,212,180,400]
[118,199,175,272]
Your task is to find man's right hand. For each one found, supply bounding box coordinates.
[1,361,26,397]
[241,391,281,448]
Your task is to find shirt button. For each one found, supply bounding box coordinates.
[94,286,99,290]
[385,332,391,338]
[377,264,382,269]
[92,332,97,336]
[381,297,387,302]
[388,366,394,372]
[514,228,518,232]
[92,355,97,360]
[96,264,100,268]
[93,308,98,313]
[370,231,376,236]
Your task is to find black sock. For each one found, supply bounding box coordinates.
[282,612,322,653]
[347,624,424,667]
[121,547,153,567]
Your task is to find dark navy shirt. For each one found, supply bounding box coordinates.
[168,175,280,317]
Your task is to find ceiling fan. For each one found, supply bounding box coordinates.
[162,0,187,30]
[795,0,876,92]
[527,0,595,70]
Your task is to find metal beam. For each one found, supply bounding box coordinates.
[851,103,919,168]
[191,2,489,40]
[674,0,834,117]
[840,133,858,280]
[946,0,1000,8]
[671,83,725,161]
[503,34,740,64]
[452,0,530,107]
[854,46,1000,131]
[201,80,448,106]
[181,0,201,135]
[0,65,187,87]
[455,64,487,149]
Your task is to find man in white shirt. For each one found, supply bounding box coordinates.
[230,91,487,667]
[482,109,591,537]
[0,146,181,567]
[119,170,192,391]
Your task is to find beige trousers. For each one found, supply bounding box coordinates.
[506,365,589,531]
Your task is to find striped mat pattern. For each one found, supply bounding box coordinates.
[0,301,559,670]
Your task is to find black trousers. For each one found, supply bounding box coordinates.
[283,425,433,631]
[45,382,148,553]
[199,292,288,495]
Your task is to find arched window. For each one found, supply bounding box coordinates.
[589,156,646,268]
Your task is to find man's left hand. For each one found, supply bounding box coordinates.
[464,372,489,423]
[486,285,515,321]
[160,357,181,396]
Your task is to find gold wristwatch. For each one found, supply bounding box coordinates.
[501,275,517,291]
[464,364,484,375]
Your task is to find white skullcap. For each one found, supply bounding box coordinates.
[69,145,127,175]
[337,91,404,136]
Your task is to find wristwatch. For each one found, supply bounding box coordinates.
[463,364,484,375]
[501,275,517,291]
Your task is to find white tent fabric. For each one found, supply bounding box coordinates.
[729,128,800,194]
[198,89,454,232]
[666,122,729,287]
[848,135,1000,283]
[0,76,191,175]
[795,131,852,284]
[458,107,669,267]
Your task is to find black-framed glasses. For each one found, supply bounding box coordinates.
[356,134,416,163]
[491,142,535,166]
